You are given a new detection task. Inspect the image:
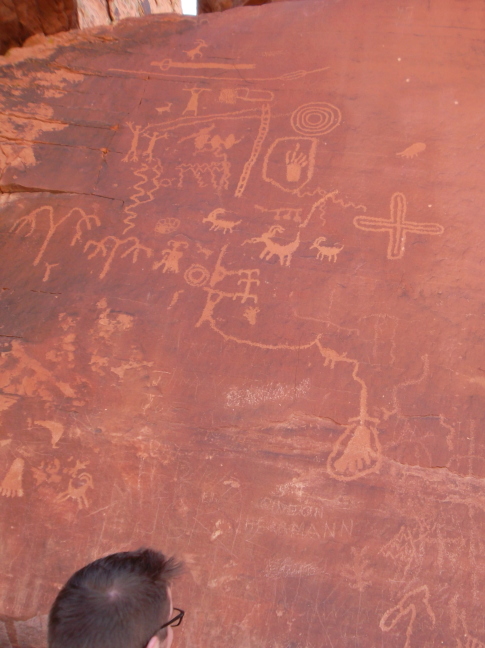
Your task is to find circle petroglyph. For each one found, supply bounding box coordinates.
[184,264,210,287]
[291,102,342,136]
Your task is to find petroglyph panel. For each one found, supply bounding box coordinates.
[0,2,484,648]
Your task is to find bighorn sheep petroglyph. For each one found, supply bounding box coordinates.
[202,208,242,234]
[311,236,343,262]
[244,225,301,267]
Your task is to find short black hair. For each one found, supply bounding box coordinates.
[48,548,183,648]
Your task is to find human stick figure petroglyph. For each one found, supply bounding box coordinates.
[10,206,100,266]
[84,236,153,279]
[243,225,301,267]
[142,131,168,162]
[122,123,143,162]
[353,192,444,260]
[184,40,208,60]
[152,240,188,273]
[202,208,242,234]
[379,585,435,648]
[311,236,343,262]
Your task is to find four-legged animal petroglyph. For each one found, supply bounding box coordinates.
[184,40,208,60]
[202,208,241,234]
[311,236,343,262]
[244,225,301,267]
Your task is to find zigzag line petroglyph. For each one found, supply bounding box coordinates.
[123,160,168,234]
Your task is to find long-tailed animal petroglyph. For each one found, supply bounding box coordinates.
[10,206,100,266]
[311,236,343,262]
[263,137,317,193]
[84,236,153,279]
[353,193,444,260]
[152,240,188,273]
[244,225,301,267]
[396,143,426,158]
[379,586,435,648]
[202,208,241,234]
[291,102,342,136]
[184,40,208,60]
[56,460,94,510]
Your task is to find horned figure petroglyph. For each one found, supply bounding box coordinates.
[243,225,301,267]
[311,236,343,262]
[202,208,242,234]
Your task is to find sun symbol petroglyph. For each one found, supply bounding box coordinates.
[396,143,426,158]
[243,225,301,267]
[152,240,188,273]
[202,208,242,234]
[291,102,342,136]
[184,264,210,287]
[379,586,435,648]
[10,206,100,266]
[84,236,153,279]
[353,193,444,260]
[0,458,25,497]
[311,236,344,262]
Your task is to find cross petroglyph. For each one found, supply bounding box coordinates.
[353,192,444,259]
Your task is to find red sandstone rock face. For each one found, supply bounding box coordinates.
[0,0,78,54]
[0,2,485,647]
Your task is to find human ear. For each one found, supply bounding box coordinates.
[146,635,160,648]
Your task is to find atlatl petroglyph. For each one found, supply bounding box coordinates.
[379,586,435,648]
[243,225,301,267]
[10,206,100,266]
[354,193,444,260]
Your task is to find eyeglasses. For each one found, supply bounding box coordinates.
[158,608,185,631]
